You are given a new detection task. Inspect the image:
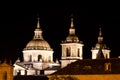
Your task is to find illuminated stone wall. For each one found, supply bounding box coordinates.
[23,50,53,62]
[61,43,83,68]
[91,49,110,59]
[48,74,120,80]
[0,62,14,80]
[61,43,83,59]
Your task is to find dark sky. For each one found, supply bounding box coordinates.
[0,4,120,63]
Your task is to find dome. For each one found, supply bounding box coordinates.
[23,17,52,51]
[24,39,52,50]
[62,17,83,43]
[66,35,79,42]
[92,27,109,50]
[92,43,109,49]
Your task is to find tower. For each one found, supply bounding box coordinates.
[60,16,84,68]
[91,27,111,59]
[0,59,14,80]
[13,17,60,76]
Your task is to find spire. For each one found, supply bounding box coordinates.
[37,17,40,29]
[99,27,102,36]
[65,14,80,43]
[70,15,74,28]
[69,15,75,35]
[98,27,103,43]
[33,17,43,40]
[97,26,104,59]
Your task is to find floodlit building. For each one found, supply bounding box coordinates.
[13,17,60,76]
[48,16,120,80]
[0,15,120,80]
[60,16,84,68]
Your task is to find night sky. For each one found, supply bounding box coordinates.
[0,4,120,63]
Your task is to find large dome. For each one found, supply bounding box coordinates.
[24,17,52,51]
[24,39,52,50]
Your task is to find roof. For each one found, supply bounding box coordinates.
[52,58,120,75]
[44,66,61,70]
[24,17,52,51]
[25,39,52,50]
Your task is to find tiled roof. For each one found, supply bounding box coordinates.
[44,66,61,70]
[52,58,120,75]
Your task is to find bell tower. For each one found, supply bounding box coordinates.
[91,27,111,59]
[60,15,84,68]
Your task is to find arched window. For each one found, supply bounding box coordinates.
[38,55,42,62]
[66,47,71,57]
[106,54,108,59]
[3,71,7,80]
[30,55,32,62]
[78,48,80,57]
[104,63,111,71]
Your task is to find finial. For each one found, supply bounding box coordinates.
[70,14,74,28]
[37,17,40,28]
[98,24,102,36]
[99,27,102,36]
[98,26,103,43]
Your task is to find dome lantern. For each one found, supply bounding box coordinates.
[24,17,52,51]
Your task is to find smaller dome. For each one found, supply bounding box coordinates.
[66,35,79,42]
[62,16,83,43]
[92,43,109,49]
